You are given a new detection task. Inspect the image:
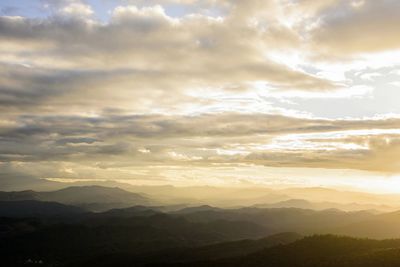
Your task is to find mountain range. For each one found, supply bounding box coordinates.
[0,185,152,211]
[2,185,400,266]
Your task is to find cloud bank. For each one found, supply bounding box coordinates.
[0,0,400,190]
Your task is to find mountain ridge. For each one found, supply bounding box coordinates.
[0,186,153,211]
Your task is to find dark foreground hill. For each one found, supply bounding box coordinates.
[149,235,400,267]
[75,232,303,267]
[0,212,272,267]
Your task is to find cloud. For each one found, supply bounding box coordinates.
[0,112,399,174]
[0,3,345,118]
[245,134,400,173]
[1,0,400,188]
[310,0,400,55]
[59,2,94,18]
[0,3,338,103]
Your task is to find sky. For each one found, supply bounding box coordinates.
[0,0,400,193]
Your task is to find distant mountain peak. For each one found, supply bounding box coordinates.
[0,186,154,212]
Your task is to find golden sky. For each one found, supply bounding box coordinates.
[0,0,400,193]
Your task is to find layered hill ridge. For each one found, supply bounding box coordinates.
[1,186,400,240]
[0,186,153,211]
[253,198,394,212]
[1,185,400,267]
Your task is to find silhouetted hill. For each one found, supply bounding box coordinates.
[0,212,272,267]
[265,199,313,209]
[0,200,86,217]
[41,186,146,203]
[0,186,153,211]
[156,232,302,262]
[99,206,163,217]
[116,185,400,211]
[0,190,41,201]
[97,205,197,217]
[177,206,374,234]
[173,205,223,214]
[332,210,400,239]
[3,202,400,267]
[152,235,400,267]
[147,232,302,263]
[76,232,302,267]
[254,198,395,212]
